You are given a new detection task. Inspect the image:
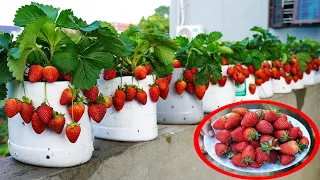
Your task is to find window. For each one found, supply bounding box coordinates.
[269,0,320,28]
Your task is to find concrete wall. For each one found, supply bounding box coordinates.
[170,0,320,41]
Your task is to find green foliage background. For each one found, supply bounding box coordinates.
[0,100,9,158]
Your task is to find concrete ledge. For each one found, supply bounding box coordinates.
[1,85,320,180]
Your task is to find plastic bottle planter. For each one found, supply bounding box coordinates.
[157,68,204,125]
[92,75,158,142]
[258,80,273,98]
[302,70,316,86]
[234,74,260,102]
[272,77,292,94]
[7,81,93,167]
[315,69,320,84]
[203,66,235,113]
[291,79,304,90]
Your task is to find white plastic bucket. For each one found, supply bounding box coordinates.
[157,68,204,125]
[291,79,304,90]
[272,77,292,93]
[7,81,93,167]
[93,75,158,141]
[234,74,260,102]
[315,69,320,84]
[302,70,316,86]
[203,65,235,113]
[258,80,273,98]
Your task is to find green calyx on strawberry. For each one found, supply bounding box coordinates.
[261,138,280,154]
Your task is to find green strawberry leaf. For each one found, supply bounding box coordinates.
[13,5,47,26]
[217,46,234,54]
[208,31,223,42]
[31,2,59,23]
[51,43,79,73]
[174,36,189,47]
[100,21,118,36]
[0,56,10,84]
[194,68,210,86]
[0,83,7,100]
[151,59,173,76]
[7,49,33,81]
[153,45,176,65]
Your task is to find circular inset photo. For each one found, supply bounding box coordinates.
[194,100,319,179]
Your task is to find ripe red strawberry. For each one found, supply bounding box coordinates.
[165,74,172,84]
[242,69,250,78]
[20,97,35,124]
[136,89,147,105]
[297,128,303,139]
[113,99,125,111]
[256,120,274,135]
[231,153,249,167]
[221,57,228,65]
[4,98,22,118]
[68,102,85,122]
[255,78,263,86]
[274,130,289,142]
[293,75,299,83]
[285,76,292,84]
[256,147,269,164]
[242,145,256,163]
[186,82,194,94]
[114,88,126,105]
[241,112,259,127]
[297,72,304,79]
[232,73,238,81]
[263,109,279,122]
[243,127,260,141]
[192,68,198,74]
[183,69,195,82]
[280,70,286,78]
[104,96,113,108]
[248,65,255,74]
[255,69,265,78]
[155,78,169,91]
[250,162,262,168]
[175,79,187,95]
[144,65,151,74]
[251,140,261,149]
[194,85,206,100]
[83,85,99,102]
[149,85,160,102]
[89,103,107,123]
[274,60,282,69]
[298,136,309,151]
[103,69,117,80]
[280,140,299,155]
[249,84,256,94]
[160,85,169,100]
[237,73,245,84]
[28,65,43,82]
[260,135,279,153]
[231,126,246,142]
[279,113,287,120]
[60,88,77,105]
[48,113,66,134]
[273,118,291,130]
[218,76,227,86]
[211,80,217,85]
[291,66,297,75]
[213,116,227,130]
[280,154,295,165]
[235,64,244,72]
[215,143,230,158]
[288,127,300,140]
[37,104,53,124]
[269,150,278,164]
[263,62,271,69]
[31,112,46,134]
[66,122,81,143]
[215,130,231,144]
[227,67,235,76]
[43,66,59,83]
[230,141,249,152]
[134,66,148,80]
[173,60,181,68]
[225,113,241,130]
[125,85,137,101]
[61,73,72,81]
[283,63,291,73]
[231,108,248,118]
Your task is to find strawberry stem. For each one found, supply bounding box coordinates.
[71,88,75,122]
[44,82,51,106]
[22,81,26,97]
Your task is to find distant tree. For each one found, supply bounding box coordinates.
[131,5,169,34]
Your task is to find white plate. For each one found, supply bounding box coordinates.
[204,110,311,173]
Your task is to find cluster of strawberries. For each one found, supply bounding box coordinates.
[28,65,71,83]
[213,108,309,168]
[226,64,256,94]
[306,57,320,74]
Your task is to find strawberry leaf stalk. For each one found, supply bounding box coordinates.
[261,138,281,154]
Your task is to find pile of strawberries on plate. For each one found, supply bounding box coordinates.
[213,107,309,168]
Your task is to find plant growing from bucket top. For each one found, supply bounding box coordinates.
[102,27,180,111]
[1,2,124,142]
[173,32,233,99]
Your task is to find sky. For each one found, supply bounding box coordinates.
[0,0,171,26]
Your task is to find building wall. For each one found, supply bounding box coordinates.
[170,0,320,42]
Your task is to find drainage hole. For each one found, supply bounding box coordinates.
[192,106,194,108]
[172,106,174,108]
[46,155,50,159]
[184,118,186,120]
[22,122,25,126]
